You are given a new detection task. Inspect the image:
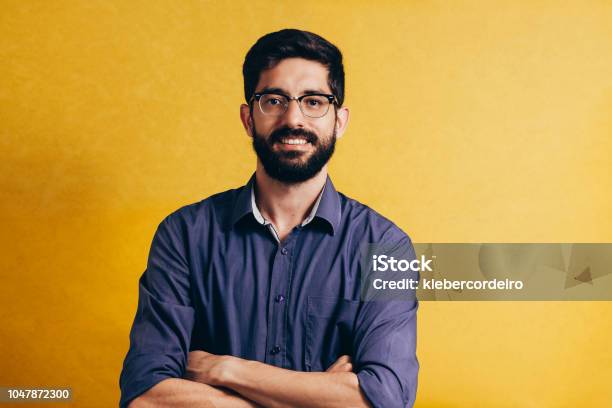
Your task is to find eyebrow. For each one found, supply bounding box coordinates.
[256,87,331,95]
[302,88,330,95]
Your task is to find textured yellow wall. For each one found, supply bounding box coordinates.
[1,1,611,407]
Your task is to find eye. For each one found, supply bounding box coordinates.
[303,96,326,107]
[260,94,288,107]
[266,97,282,105]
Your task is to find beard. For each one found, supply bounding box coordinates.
[252,123,336,183]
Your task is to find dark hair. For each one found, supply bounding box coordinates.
[243,29,345,107]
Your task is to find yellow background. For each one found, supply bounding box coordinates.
[1,1,611,407]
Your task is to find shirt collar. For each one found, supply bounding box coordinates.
[229,173,341,235]
[250,182,324,227]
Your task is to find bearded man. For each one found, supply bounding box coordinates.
[120,29,419,408]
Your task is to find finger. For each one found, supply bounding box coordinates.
[335,355,351,364]
[326,356,345,371]
[330,355,351,368]
[326,355,351,372]
[327,362,353,373]
[188,350,211,359]
[187,350,211,367]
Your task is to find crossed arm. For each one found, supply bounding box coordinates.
[129,353,370,408]
[122,219,418,408]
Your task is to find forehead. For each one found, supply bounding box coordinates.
[255,58,331,94]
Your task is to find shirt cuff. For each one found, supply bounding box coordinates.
[357,368,409,408]
[119,352,184,408]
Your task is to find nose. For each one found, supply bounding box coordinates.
[281,98,305,128]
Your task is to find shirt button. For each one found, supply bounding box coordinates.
[270,345,281,355]
[281,247,288,255]
[275,294,285,303]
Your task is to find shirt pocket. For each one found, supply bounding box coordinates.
[305,296,360,372]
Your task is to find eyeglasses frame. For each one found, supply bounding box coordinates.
[250,91,337,118]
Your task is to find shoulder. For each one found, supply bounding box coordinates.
[336,190,412,245]
[157,184,245,234]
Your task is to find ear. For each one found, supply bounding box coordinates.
[240,103,254,138]
[334,106,350,139]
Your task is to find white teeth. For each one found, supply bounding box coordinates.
[280,138,307,145]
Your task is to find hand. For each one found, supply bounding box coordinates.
[184,350,234,386]
[325,355,353,373]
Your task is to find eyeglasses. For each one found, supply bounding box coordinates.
[251,92,336,118]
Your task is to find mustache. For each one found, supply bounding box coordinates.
[269,127,318,144]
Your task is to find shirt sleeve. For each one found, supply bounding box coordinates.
[353,232,419,408]
[119,215,195,408]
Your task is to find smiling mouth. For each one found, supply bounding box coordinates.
[278,137,309,145]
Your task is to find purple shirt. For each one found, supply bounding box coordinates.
[119,174,419,408]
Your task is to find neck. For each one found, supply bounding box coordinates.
[254,162,327,241]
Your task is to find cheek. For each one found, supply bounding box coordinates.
[252,116,276,136]
[316,120,336,139]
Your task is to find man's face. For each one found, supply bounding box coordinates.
[241,58,348,183]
